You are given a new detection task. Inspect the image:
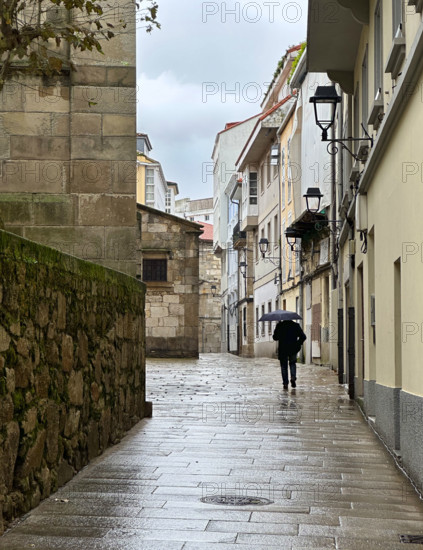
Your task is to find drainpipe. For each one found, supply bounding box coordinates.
[275,134,282,301]
[331,97,337,289]
[230,195,240,354]
[299,248,305,362]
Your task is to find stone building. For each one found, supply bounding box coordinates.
[0,0,138,277]
[198,223,221,353]
[137,204,202,357]
[0,2,150,529]
[175,197,214,224]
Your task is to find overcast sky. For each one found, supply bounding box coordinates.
[136,0,308,200]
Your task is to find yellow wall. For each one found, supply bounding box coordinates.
[366,70,423,394]
[136,154,154,205]
[340,2,423,395]
[279,115,299,291]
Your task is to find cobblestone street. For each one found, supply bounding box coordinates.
[2,354,423,549]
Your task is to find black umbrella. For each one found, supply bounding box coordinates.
[258,309,302,322]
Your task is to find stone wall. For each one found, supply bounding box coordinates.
[0,230,146,533]
[138,204,202,358]
[0,0,138,277]
[199,239,221,353]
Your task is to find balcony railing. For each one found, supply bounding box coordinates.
[232,222,246,249]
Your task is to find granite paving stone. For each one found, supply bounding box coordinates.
[1,354,423,550]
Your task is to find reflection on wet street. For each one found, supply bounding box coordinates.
[2,354,423,549]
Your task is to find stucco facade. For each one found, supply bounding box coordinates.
[307,0,423,489]
[136,153,168,212]
[212,117,260,354]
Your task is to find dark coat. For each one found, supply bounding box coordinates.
[273,320,306,358]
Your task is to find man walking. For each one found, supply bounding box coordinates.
[273,320,307,390]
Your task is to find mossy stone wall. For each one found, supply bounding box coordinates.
[0,230,146,533]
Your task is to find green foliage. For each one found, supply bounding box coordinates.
[265,51,289,96]
[288,42,306,84]
[265,43,304,97]
[12,389,25,415]
[0,0,160,91]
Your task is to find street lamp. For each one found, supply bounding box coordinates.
[309,85,341,141]
[302,188,345,231]
[284,227,303,251]
[240,261,247,277]
[303,187,323,215]
[309,85,373,162]
[211,284,217,297]
[259,237,269,257]
[258,237,280,266]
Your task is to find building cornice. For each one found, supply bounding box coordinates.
[137,203,204,232]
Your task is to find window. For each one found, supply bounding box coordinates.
[143,259,167,282]
[386,0,406,80]
[136,136,146,153]
[274,214,279,254]
[374,1,383,96]
[353,83,360,154]
[287,140,292,203]
[268,301,272,335]
[392,0,403,38]
[267,221,271,248]
[266,153,271,186]
[243,307,247,339]
[295,241,301,275]
[362,46,369,132]
[288,212,293,279]
[281,149,286,209]
[205,215,210,221]
[282,220,286,282]
[249,172,258,205]
[260,163,265,194]
[146,168,155,203]
[256,307,259,338]
[261,305,265,336]
[165,190,172,213]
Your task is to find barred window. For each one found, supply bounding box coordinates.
[143,259,167,282]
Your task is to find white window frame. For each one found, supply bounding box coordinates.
[281,148,286,209]
[287,140,292,204]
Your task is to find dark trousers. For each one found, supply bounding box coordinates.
[279,354,297,386]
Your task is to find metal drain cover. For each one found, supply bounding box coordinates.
[201,495,274,506]
[399,535,423,543]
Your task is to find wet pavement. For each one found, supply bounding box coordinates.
[2,353,423,549]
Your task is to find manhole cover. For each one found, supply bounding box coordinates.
[200,495,274,506]
[399,535,423,543]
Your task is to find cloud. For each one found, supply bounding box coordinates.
[137,70,260,198]
[136,0,308,199]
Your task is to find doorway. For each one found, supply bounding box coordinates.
[393,258,402,450]
[345,283,355,399]
[356,265,365,396]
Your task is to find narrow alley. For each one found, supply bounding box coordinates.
[2,354,423,550]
